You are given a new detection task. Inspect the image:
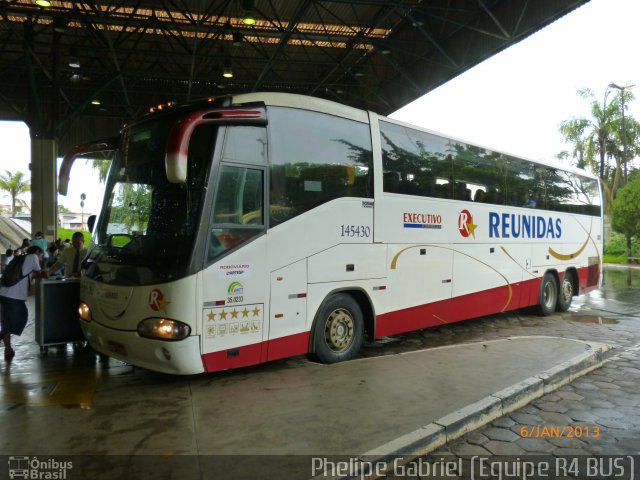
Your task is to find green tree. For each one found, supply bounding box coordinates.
[0,170,30,217]
[89,158,112,182]
[110,184,151,232]
[611,176,640,258]
[559,87,640,212]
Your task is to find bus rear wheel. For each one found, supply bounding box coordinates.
[556,271,575,312]
[311,293,364,364]
[538,272,558,316]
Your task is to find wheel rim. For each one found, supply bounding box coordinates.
[561,278,573,303]
[543,279,557,310]
[324,308,355,352]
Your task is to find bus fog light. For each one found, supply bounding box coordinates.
[79,302,92,322]
[137,318,191,341]
[161,348,172,361]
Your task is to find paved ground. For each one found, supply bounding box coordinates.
[378,265,640,464]
[429,346,640,457]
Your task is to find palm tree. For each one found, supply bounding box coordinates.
[559,87,640,211]
[0,170,30,217]
[89,156,112,183]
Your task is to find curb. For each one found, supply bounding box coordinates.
[362,339,612,459]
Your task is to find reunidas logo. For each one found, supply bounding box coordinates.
[8,456,73,479]
[457,209,477,239]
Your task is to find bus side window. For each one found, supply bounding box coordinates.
[268,106,373,227]
[208,165,265,262]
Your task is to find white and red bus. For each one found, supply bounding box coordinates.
[60,92,603,375]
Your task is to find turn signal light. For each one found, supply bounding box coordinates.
[78,302,92,322]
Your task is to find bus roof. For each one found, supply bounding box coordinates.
[231,92,369,124]
[134,91,596,181]
[230,92,596,181]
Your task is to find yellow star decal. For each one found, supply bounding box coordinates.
[252,306,261,317]
[231,309,239,319]
[158,298,171,311]
[466,219,477,238]
[207,311,216,321]
[219,309,228,320]
[242,308,250,318]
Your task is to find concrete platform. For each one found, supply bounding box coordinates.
[0,297,611,479]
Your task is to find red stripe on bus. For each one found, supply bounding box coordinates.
[201,331,309,373]
[375,282,524,338]
[375,265,598,338]
[266,332,309,362]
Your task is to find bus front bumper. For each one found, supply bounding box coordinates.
[80,321,205,375]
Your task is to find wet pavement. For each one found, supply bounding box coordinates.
[0,265,639,478]
[431,345,640,457]
[417,266,640,459]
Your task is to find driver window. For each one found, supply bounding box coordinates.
[208,165,264,261]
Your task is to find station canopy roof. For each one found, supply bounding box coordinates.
[0,0,589,154]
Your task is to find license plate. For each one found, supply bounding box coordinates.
[107,340,127,356]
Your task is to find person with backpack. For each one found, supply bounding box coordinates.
[0,245,49,361]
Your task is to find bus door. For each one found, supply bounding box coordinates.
[200,125,270,372]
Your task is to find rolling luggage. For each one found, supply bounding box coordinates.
[35,277,85,353]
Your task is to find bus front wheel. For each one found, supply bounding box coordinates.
[538,273,558,316]
[311,293,364,364]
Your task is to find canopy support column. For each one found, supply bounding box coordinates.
[30,136,57,241]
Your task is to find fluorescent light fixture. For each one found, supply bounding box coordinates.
[242,0,257,25]
[223,60,233,78]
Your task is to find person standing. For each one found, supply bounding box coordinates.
[47,232,88,277]
[30,232,50,264]
[46,244,63,276]
[19,238,30,253]
[0,246,49,361]
[1,249,13,271]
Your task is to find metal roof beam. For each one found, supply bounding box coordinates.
[252,0,313,91]
[478,0,511,39]
[401,8,459,69]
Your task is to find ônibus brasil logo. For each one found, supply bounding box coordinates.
[458,209,477,239]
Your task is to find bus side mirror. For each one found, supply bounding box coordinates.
[165,111,207,183]
[87,215,96,233]
[165,106,267,183]
[59,138,118,195]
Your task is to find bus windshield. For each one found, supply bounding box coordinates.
[86,116,213,285]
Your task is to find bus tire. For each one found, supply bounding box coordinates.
[311,293,364,364]
[538,272,558,316]
[556,271,575,312]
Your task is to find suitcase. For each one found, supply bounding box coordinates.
[35,277,85,353]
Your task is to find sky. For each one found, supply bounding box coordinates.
[391,0,640,160]
[2,0,640,215]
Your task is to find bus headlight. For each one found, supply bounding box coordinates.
[79,302,92,322]
[137,318,191,341]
